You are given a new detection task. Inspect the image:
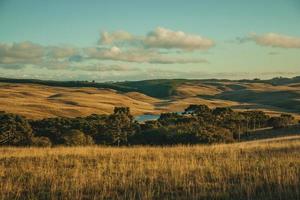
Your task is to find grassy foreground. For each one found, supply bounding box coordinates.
[0,136,299,200]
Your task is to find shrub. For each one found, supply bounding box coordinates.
[132,128,168,145]
[268,115,295,129]
[0,112,33,146]
[31,136,52,147]
[61,129,94,146]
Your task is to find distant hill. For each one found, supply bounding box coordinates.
[0,76,300,119]
[1,76,300,98]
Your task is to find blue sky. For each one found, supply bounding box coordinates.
[0,0,300,81]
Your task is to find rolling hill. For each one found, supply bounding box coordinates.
[0,77,300,119]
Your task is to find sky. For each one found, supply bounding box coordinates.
[0,0,300,81]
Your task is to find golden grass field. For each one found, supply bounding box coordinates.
[0,82,299,119]
[0,136,299,200]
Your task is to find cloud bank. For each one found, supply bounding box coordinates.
[0,27,211,71]
[0,41,44,64]
[144,27,214,50]
[86,46,207,64]
[252,33,300,48]
[239,33,300,49]
[98,27,214,51]
[99,31,134,45]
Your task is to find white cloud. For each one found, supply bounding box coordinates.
[242,33,300,48]
[0,41,44,64]
[47,46,78,58]
[79,64,138,72]
[148,57,207,64]
[0,42,80,66]
[144,27,214,50]
[85,46,207,64]
[98,27,215,51]
[39,60,70,70]
[0,27,212,72]
[99,31,134,44]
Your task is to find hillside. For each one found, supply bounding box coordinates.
[0,77,300,119]
[0,83,164,119]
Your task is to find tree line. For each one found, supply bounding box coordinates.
[0,105,297,147]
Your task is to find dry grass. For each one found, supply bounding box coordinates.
[0,136,299,200]
[2,82,300,120]
[176,83,222,96]
[0,83,249,119]
[0,83,163,119]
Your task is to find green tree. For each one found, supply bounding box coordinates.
[71,114,108,144]
[184,104,211,115]
[0,112,33,146]
[61,129,94,146]
[280,114,295,125]
[30,136,52,147]
[242,111,269,130]
[184,104,214,124]
[132,127,169,145]
[105,107,139,146]
[268,114,295,129]
[158,112,181,126]
[30,117,73,144]
[213,107,234,124]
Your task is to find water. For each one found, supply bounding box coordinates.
[135,111,184,122]
[135,114,160,122]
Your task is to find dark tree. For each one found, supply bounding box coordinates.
[0,112,33,146]
[104,107,140,146]
[268,114,295,129]
[61,129,94,146]
[30,136,52,147]
[30,117,73,144]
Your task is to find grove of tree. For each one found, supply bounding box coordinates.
[0,105,297,147]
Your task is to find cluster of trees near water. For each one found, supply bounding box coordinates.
[0,105,298,147]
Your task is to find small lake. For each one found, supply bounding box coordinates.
[135,114,160,122]
[135,111,184,122]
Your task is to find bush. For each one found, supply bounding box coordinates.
[31,137,52,147]
[61,129,94,146]
[0,112,33,146]
[203,126,234,143]
[268,116,293,129]
[131,128,168,145]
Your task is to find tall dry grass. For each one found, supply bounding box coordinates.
[0,136,299,200]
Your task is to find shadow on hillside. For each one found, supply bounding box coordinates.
[230,104,280,110]
[199,90,300,114]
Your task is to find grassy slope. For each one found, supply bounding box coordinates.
[0,83,164,119]
[0,136,299,200]
[0,77,300,119]
[0,81,243,119]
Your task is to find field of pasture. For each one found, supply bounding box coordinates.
[0,136,299,200]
